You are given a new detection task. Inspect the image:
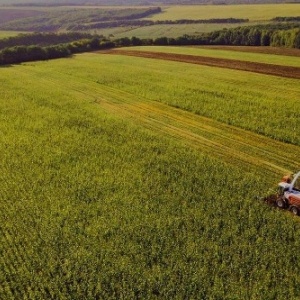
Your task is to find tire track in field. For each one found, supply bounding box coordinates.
[16,67,300,176]
[38,65,295,175]
[97,94,297,176]
[103,50,300,79]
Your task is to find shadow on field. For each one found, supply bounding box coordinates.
[262,194,278,208]
[0,64,12,68]
[261,194,300,217]
[0,55,75,69]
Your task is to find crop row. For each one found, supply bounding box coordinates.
[1,53,300,299]
[23,65,295,177]
[77,52,300,145]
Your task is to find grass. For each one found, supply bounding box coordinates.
[120,46,300,67]
[148,4,300,22]
[1,51,300,298]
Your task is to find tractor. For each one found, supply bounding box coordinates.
[277,171,300,215]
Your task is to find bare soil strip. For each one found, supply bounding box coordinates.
[194,46,300,57]
[105,50,300,79]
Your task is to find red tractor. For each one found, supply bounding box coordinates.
[277,171,300,215]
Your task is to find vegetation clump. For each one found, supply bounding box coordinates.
[0,33,115,65]
[148,24,300,48]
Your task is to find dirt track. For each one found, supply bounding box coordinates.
[105,50,300,79]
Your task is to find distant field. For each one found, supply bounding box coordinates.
[0,6,161,32]
[3,3,295,21]
[97,22,250,39]
[0,30,24,38]
[1,51,300,298]
[148,4,300,21]
[0,8,43,24]
[120,46,300,67]
[0,3,298,38]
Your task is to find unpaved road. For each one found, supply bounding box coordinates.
[105,49,300,79]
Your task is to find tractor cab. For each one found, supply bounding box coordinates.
[278,172,300,192]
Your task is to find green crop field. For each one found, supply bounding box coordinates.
[1,48,300,299]
[87,52,300,145]
[148,4,300,22]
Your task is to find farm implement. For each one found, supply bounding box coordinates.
[276,171,300,215]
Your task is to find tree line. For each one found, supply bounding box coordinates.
[0,32,97,50]
[199,24,300,48]
[0,24,299,66]
[114,24,300,48]
[0,37,114,65]
[106,7,161,21]
[69,18,249,30]
[272,16,300,22]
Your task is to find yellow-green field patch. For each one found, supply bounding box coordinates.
[0,30,23,38]
[148,4,300,22]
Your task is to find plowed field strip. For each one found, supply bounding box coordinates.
[15,66,300,176]
[195,46,300,57]
[104,50,300,79]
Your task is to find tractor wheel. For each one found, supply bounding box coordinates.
[276,198,286,209]
[290,206,299,216]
